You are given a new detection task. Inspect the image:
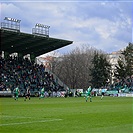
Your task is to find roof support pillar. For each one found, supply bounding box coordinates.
[18,53,24,60]
[30,53,35,62]
[4,51,9,59]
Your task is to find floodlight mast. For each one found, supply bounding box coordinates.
[1,17,21,32]
[32,23,50,37]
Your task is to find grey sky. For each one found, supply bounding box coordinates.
[1,0,132,54]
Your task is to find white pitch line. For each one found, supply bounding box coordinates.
[1,115,32,119]
[0,119,62,126]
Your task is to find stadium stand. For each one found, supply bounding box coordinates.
[0,25,73,97]
[0,56,66,96]
[0,29,73,58]
[110,77,133,92]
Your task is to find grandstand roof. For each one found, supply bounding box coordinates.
[0,28,73,57]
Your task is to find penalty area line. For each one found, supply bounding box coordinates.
[0,119,62,126]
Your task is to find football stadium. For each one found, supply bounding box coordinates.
[0,17,133,133]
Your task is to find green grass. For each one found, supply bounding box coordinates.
[0,96,133,133]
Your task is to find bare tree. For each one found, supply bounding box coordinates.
[51,45,104,90]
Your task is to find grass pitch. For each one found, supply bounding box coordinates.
[0,96,132,133]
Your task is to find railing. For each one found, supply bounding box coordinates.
[36,57,69,91]
[45,67,69,91]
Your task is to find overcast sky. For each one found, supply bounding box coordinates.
[1,0,132,54]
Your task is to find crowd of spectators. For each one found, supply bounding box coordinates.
[0,55,132,97]
[111,77,133,92]
[0,55,65,96]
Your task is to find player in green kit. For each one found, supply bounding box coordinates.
[39,86,45,99]
[85,86,92,102]
[14,85,19,100]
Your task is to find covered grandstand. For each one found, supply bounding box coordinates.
[0,19,73,97]
[0,28,73,58]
